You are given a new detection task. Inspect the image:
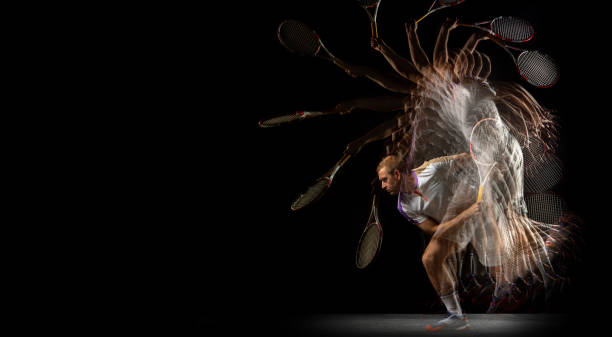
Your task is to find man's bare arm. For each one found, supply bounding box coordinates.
[371,37,420,83]
[405,21,430,71]
[461,31,489,54]
[417,200,480,237]
[417,218,439,236]
[435,202,481,238]
[433,18,458,67]
[344,63,415,94]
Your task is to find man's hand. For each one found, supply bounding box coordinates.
[405,20,418,34]
[473,29,490,42]
[462,201,481,219]
[370,37,384,52]
[442,17,459,31]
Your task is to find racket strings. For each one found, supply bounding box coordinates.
[517,51,560,88]
[291,178,329,210]
[356,224,382,268]
[522,137,563,193]
[278,20,320,56]
[490,17,534,43]
[525,192,565,225]
[524,154,563,193]
[470,118,506,166]
[521,136,545,167]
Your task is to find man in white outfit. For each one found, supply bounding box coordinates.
[377,154,481,331]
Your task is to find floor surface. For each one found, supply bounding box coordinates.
[200,313,593,336]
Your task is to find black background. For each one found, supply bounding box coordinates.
[161,0,610,332]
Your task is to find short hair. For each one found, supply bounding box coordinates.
[377,155,405,174]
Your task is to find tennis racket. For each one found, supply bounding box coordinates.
[469,117,504,202]
[487,36,560,88]
[458,16,534,43]
[291,152,352,211]
[415,0,465,24]
[278,20,348,71]
[258,111,326,128]
[356,193,383,269]
[356,0,382,38]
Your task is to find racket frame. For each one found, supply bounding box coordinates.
[356,193,383,269]
[469,117,499,202]
[315,34,349,70]
[258,111,325,128]
[487,35,560,88]
[277,20,348,71]
[457,16,534,43]
[358,0,382,38]
[416,0,465,24]
[291,153,352,211]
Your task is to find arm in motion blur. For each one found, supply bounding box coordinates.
[330,95,405,115]
[343,62,415,94]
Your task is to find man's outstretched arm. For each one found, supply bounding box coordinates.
[343,62,415,94]
[433,201,481,238]
[330,95,404,115]
[371,37,420,83]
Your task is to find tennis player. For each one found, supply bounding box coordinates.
[377,153,479,331]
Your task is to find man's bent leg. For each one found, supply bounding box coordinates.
[422,238,470,331]
[422,237,457,295]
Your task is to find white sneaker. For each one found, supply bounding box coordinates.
[426,313,471,332]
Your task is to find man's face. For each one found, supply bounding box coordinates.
[378,168,401,195]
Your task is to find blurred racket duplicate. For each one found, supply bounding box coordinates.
[278,20,348,71]
[416,0,465,23]
[356,194,383,269]
[356,0,382,38]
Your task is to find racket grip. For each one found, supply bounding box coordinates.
[488,35,508,49]
[416,7,438,24]
[333,58,348,71]
[477,186,483,202]
[415,13,428,24]
[339,153,352,166]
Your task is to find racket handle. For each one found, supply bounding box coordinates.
[416,6,443,24]
[487,35,521,53]
[333,58,348,71]
[415,12,429,24]
[477,186,483,202]
[457,23,481,30]
[371,22,379,38]
[339,153,352,166]
[329,153,352,179]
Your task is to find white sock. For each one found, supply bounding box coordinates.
[440,291,463,316]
